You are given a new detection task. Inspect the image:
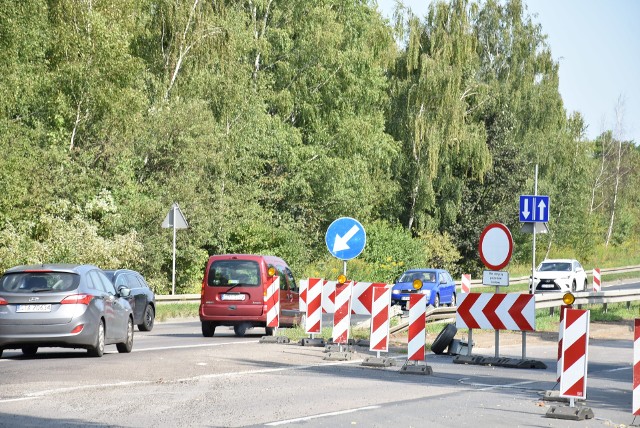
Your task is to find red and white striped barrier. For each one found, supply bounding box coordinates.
[322,280,336,313]
[557,304,571,382]
[299,279,308,314]
[461,274,471,294]
[332,282,352,344]
[560,308,590,399]
[407,294,427,361]
[369,285,392,353]
[265,276,280,328]
[352,282,389,315]
[305,278,323,334]
[634,319,640,415]
[456,293,535,331]
[593,268,601,292]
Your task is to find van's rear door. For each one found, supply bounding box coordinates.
[201,259,264,318]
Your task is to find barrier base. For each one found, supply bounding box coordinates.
[546,405,594,421]
[542,390,570,402]
[361,357,395,368]
[355,339,370,348]
[323,352,353,361]
[324,344,351,353]
[259,336,290,344]
[400,361,433,375]
[448,339,472,356]
[299,338,326,347]
[453,355,547,369]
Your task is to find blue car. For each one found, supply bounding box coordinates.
[391,268,456,309]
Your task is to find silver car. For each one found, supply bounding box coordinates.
[0,264,134,358]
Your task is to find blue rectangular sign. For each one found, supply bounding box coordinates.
[519,195,550,222]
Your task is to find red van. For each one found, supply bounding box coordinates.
[199,254,301,337]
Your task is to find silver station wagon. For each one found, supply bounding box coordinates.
[0,264,134,358]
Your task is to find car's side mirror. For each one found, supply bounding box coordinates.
[118,286,131,297]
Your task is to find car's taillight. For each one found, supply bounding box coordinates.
[61,294,93,305]
[71,324,84,334]
[0,297,7,305]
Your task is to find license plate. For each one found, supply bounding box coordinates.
[401,296,410,301]
[540,284,554,289]
[221,294,245,301]
[16,304,52,313]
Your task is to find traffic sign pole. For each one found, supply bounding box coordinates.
[532,165,538,295]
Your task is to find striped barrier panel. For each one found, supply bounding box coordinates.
[634,319,640,415]
[557,304,571,382]
[370,285,392,352]
[408,293,427,361]
[305,278,323,334]
[299,278,308,314]
[593,268,601,292]
[332,282,352,344]
[456,293,535,331]
[352,282,389,315]
[265,276,280,328]
[461,274,471,294]
[322,280,336,313]
[559,308,590,399]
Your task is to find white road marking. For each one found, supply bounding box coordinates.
[132,340,257,352]
[0,356,363,404]
[264,405,381,426]
[605,367,631,373]
[458,379,539,391]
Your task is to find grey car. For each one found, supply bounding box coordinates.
[103,269,155,331]
[0,264,134,358]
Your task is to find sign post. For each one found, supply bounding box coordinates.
[161,202,189,295]
[478,222,514,358]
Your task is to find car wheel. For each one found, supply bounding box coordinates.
[138,304,155,332]
[431,323,457,355]
[202,321,216,337]
[234,323,248,337]
[434,294,440,308]
[88,320,105,357]
[571,281,576,292]
[265,327,275,336]
[449,293,456,307]
[22,346,38,356]
[117,317,134,353]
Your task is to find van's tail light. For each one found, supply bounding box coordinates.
[201,279,206,298]
[61,294,93,305]
[0,297,7,305]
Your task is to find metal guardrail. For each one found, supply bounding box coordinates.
[470,265,640,288]
[156,266,640,310]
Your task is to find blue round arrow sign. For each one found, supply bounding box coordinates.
[325,217,366,261]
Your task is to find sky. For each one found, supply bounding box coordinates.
[376,0,640,144]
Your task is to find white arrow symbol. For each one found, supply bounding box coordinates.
[333,225,360,253]
[538,199,547,220]
[522,198,530,220]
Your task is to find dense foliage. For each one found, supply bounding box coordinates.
[1,0,637,293]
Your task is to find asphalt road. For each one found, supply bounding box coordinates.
[0,319,637,427]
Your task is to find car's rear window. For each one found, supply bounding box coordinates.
[0,272,80,293]
[207,260,260,287]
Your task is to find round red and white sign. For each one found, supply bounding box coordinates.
[478,223,513,271]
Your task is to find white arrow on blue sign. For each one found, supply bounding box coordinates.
[325,217,366,261]
[519,195,550,223]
